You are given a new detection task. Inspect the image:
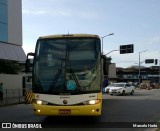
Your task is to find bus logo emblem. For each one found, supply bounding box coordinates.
[63,100,68,105]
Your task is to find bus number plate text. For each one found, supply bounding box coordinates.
[59,109,71,114]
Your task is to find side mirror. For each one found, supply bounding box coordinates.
[26,59,31,72]
[25,52,35,73]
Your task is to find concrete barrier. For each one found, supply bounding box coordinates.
[0,88,25,106]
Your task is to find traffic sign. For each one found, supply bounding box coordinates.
[120,44,134,54]
[155,59,158,65]
[145,59,154,64]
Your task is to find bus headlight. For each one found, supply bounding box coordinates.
[37,100,42,105]
[83,99,101,105]
[33,99,48,105]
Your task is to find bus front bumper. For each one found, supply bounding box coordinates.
[33,103,102,116]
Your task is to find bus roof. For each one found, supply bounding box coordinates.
[38,34,100,39]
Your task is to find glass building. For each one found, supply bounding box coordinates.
[0,0,26,62]
[0,0,8,42]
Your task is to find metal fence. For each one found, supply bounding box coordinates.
[0,88,25,106]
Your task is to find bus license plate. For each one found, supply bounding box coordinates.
[59,109,71,114]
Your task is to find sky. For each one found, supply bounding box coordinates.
[22,0,160,68]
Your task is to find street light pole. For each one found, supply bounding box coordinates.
[105,49,119,56]
[138,50,148,84]
[101,33,114,54]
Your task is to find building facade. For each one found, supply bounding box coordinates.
[0,0,26,62]
[116,66,160,83]
[0,0,26,99]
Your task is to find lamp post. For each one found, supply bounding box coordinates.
[138,50,148,84]
[101,33,114,54]
[105,49,119,56]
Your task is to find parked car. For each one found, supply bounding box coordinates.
[129,82,137,88]
[109,82,135,96]
[104,83,115,93]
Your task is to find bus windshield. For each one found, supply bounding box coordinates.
[33,38,101,94]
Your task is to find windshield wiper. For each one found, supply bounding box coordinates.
[65,43,82,92]
[49,59,65,92]
[49,68,62,92]
[69,68,82,92]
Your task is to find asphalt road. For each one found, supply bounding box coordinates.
[0,89,160,131]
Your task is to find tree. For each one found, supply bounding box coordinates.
[101,55,112,75]
[0,59,21,74]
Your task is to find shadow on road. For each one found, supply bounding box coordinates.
[42,116,101,128]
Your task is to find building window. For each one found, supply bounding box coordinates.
[0,23,8,42]
[127,75,132,79]
[0,0,7,4]
[0,0,8,42]
[133,75,138,79]
[122,75,127,79]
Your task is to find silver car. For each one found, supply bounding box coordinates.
[104,83,115,93]
[109,83,135,96]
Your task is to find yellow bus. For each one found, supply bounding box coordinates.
[26,34,103,116]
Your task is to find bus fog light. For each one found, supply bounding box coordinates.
[92,109,95,112]
[38,109,41,113]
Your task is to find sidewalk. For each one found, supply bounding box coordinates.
[0,96,25,107]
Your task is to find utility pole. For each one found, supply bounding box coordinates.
[138,50,148,84]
